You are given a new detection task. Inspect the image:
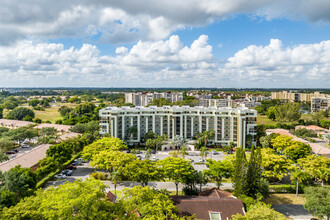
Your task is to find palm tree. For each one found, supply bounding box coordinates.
[179,146,188,159]
[290,168,310,196]
[201,130,215,148]
[200,147,209,160]
[110,171,121,196]
[145,148,152,159]
[126,126,137,147]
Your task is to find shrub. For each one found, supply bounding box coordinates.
[269,184,298,193]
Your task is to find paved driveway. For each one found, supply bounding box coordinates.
[272,204,314,220]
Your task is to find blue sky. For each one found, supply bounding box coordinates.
[0,1,330,88]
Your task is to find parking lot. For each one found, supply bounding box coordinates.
[46,150,227,187]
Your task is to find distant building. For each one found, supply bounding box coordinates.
[311,97,330,112]
[125,92,183,106]
[271,91,328,103]
[99,106,257,147]
[199,98,228,107]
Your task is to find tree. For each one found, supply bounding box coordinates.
[0,107,3,119]
[149,98,171,107]
[0,137,15,151]
[121,186,179,219]
[5,127,38,145]
[82,137,127,160]
[275,102,301,123]
[39,127,57,136]
[33,118,42,123]
[261,148,293,181]
[179,146,188,159]
[28,99,39,107]
[126,126,137,146]
[119,159,160,187]
[199,147,209,160]
[1,99,18,110]
[265,106,276,121]
[58,106,72,117]
[157,157,194,196]
[298,155,330,186]
[304,187,330,220]
[70,121,100,134]
[0,165,37,199]
[197,130,215,148]
[282,141,311,162]
[271,135,293,152]
[232,147,247,196]
[324,133,330,145]
[259,135,272,148]
[1,179,119,219]
[7,107,35,120]
[46,143,73,164]
[0,190,16,209]
[90,150,136,173]
[205,159,232,189]
[232,202,287,220]
[110,171,121,196]
[244,146,262,199]
[196,171,209,192]
[0,151,9,162]
[290,167,311,196]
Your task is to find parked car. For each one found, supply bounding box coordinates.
[198,158,204,163]
[54,174,66,179]
[12,149,19,153]
[126,149,131,153]
[5,151,16,155]
[136,155,142,160]
[151,150,156,154]
[22,145,31,148]
[72,161,82,166]
[136,150,141,154]
[212,151,219,155]
[66,165,77,170]
[151,157,157,162]
[190,159,194,163]
[61,170,73,176]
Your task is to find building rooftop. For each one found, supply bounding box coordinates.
[101,106,255,112]
[0,119,34,128]
[0,144,51,172]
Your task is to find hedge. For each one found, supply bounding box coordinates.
[36,153,82,188]
[269,184,301,193]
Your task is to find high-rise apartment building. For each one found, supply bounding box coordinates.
[125,92,183,106]
[311,97,330,112]
[199,99,228,107]
[99,106,257,147]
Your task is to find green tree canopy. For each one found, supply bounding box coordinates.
[90,150,136,173]
[1,179,119,220]
[157,157,194,196]
[232,203,286,220]
[82,137,127,160]
[298,155,330,186]
[121,186,179,219]
[275,102,301,123]
[7,107,35,120]
[205,159,232,189]
[304,187,330,220]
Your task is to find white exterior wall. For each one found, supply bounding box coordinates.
[100,106,257,147]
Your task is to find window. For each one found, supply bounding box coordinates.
[209,212,222,220]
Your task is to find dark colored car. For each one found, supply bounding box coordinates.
[72,161,82,166]
[66,165,77,170]
[12,149,19,153]
[151,150,156,154]
[126,149,131,153]
[136,150,141,154]
[5,151,16,155]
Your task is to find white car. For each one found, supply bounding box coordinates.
[151,157,158,162]
[198,158,204,163]
[22,145,30,148]
[54,174,66,179]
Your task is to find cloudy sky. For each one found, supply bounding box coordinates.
[0,0,330,88]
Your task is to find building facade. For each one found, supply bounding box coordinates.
[99,106,257,147]
[125,92,183,106]
[311,97,330,112]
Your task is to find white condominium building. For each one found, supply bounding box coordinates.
[99,106,257,148]
[125,92,183,106]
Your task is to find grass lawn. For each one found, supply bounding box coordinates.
[3,103,77,123]
[257,114,277,126]
[263,193,305,205]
